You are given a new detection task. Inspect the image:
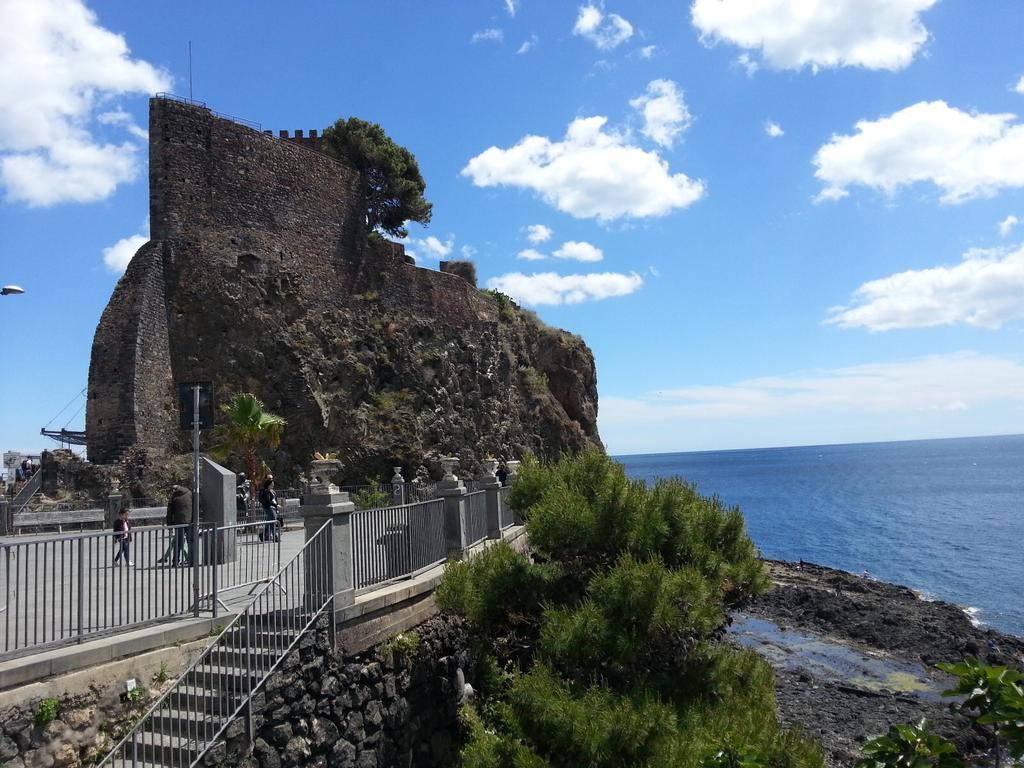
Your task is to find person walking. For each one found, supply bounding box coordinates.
[258,477,279,542]
[161,484,192,565]
[112,508,133,566]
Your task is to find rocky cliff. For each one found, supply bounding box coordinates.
[86,97,600,482]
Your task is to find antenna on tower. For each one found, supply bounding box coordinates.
[188,40,193,100]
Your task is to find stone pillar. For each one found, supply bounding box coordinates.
[437,457,467,557]
[478,459,502,538]
[390,467,405,506]
[302,462,356,612]
[200,457,237,563]
[106,486,124,527]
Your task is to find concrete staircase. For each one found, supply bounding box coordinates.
[100,522,335,768]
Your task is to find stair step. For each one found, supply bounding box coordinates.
[206,647,277,668]
[149,707,222,737]
[189,663,258,691]
[127,730,200,766]
[165,684,229,712]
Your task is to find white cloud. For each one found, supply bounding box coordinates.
[400,233,455,263]
[504,0,518,17]
[999,215,1019,237]
[601,352,1024,452]
[0,0,171,206]
[629,79,691,149]
[486,271,643,305]
[639,45,657,59]
[553,240,603,262]
[517,35,538,54]
[765,120,784,138]
[471,28,504,44]
[462,115,705,221]
[421,235,454,258]
[97,109,148,140]
[1014,75,1024,96]
[526,224,553,243]
[102,220,148,273]
[572,5,634,50]
[691,0,938,72]
[461,244,477,258]
[517,248,547,261]
[825,245,1024,331]
[736,53,759,76]
[814,101,1024,204]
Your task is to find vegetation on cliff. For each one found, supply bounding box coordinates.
[322,117,432,237]
[210,393,285,496]
[437,450,822,768]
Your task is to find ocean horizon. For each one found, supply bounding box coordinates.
[617,433,1024,637]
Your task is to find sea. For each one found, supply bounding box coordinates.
[617,434,1024,638]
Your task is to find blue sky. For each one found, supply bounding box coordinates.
[2,0,1024,456]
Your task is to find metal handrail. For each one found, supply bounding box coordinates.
[99,520,334,768]
[152,92,262,130]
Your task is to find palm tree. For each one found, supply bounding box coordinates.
[210,393,286,501]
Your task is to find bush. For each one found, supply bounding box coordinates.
[352,487,391,511]
[440,451,816,768]
[380,631,420,661]
[34,697,60,728]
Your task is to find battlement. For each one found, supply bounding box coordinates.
[266,128,326,152]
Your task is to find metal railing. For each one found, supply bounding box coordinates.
[153,92,262,130]
[203,521,283,613]
[351,498,447,592]
[1,525,207,658]
[464,490,488,547]
[9,471,41,515]
[99,521,334,768]
[499,485,514,528]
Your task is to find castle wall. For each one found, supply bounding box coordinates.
[86,242,175,463]
[87,97,600,474]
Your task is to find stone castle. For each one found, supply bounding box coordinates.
[86,96,600,480]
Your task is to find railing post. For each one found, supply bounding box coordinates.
[478,459,502,538]
[505,460,522,524]
[390,468,405,506]
[76,537,84,642]
[326,522,337,650]
[301,473,356,617]
[105,485,124,528]
[437,457,468,558]
[0,499,8,536]
[211,529,219,620]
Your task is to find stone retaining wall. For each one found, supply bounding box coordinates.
[0,615,473,768]
[221,614,474,768]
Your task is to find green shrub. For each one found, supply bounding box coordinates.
[353,487,392,511]
[484,289,516,323]
[34,697,60,728]
[380,631,420,661]
[436,543,564,637]
[855,720,962,768]
[439,452,814,768]
[938,657,1024,762]
[520,367,548,399]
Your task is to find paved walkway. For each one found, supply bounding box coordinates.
[0,525,305,657]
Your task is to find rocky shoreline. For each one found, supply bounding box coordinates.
[737,560,1024,767]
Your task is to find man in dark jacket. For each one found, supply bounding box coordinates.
[164,484,192,566]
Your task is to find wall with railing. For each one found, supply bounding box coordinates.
[0,465,520,662]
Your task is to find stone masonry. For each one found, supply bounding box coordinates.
[87,96,601,481]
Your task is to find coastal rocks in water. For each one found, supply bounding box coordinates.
[743,560,1024,767]
[749,560,1024,668]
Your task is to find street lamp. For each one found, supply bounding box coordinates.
[1,285,25,296]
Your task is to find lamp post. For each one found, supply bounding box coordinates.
[1,285,25,296]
